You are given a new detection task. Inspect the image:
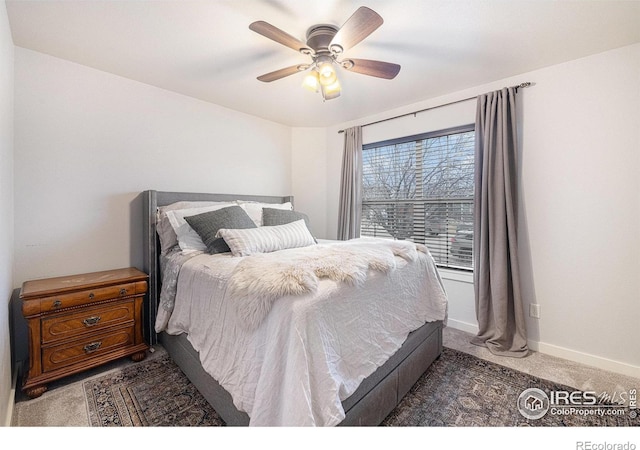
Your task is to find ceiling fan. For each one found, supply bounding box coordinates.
[249,6,401,101]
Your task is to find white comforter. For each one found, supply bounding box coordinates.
[156,238,448,426]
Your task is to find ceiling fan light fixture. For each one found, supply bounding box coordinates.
[317,60,337,86]
[321,79,341,100]
[302,71,320,92]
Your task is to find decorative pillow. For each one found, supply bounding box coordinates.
[237,201,293,227]
[157,201,235,253]
[262,207,317,243]
[262,207,310,228]
[217,219,316,257]
[184,205,256,254]
[165,203,236,252]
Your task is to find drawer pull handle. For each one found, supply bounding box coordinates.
[119,288,127,296]
[52,300,62,308]
[88,293,95,300]
[84,341,102,354]
[82,316,101,327]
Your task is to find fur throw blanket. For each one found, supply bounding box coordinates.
[228,238,429,330]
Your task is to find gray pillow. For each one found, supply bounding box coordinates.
[262,207,310,228]
[184,205,256,254]
[262,208,316,243]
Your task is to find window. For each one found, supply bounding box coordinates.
[361,125,475,270]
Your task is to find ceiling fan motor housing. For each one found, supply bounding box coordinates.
[305,25,339,54]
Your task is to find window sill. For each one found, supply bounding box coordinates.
[438,268,474,284]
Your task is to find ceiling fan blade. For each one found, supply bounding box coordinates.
[257,64,306,82]
[343,59,401,79]
[249,21,311,54]
[329,7,383,53]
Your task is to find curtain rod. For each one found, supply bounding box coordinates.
[337,82,533,134]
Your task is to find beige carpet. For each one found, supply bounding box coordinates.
[11,327,640,427]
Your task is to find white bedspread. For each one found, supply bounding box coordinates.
[156,238,448,426]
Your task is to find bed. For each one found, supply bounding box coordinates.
[141,190,447,426]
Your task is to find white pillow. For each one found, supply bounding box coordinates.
[158,200,232,216]
[165,203,236,252]
[217,219,315,257]
[237,201,292,227]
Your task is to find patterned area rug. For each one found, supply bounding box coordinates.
[382,348,635,427]
[84,353,223,426]
[83,347,636,427]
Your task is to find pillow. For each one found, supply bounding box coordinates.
[262,207,310,228]
[165,203,236,252]
[237,201,292,227]
[184,205,256,254]
[158,200,233,216]
[157,213,180,253]
[157,201,235,253]
[262,207,317,243]
[217,219,316,257]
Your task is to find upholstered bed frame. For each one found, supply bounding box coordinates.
[142,190,443,426]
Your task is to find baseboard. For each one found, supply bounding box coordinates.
[527,340,640,379]
[4,361,19,427]
[445,318,479,335]
[446,318,639,379]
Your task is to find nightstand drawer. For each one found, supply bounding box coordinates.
[37,282,138,314]
[42,327,135,373]
[41,301,135,344]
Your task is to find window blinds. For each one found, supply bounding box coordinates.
[361,125,475,270]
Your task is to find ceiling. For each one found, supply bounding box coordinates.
[6,0,640,127]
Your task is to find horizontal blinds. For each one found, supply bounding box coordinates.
[361,127,475,270]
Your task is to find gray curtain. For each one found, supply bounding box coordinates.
[337,126,363,240]
[471,87,528,357]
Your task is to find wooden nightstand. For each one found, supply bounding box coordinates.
[20,267,149,398]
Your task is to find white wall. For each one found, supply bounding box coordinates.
[13,47,292,285]
[0,1,14,426]
[516,43,639,375]
[305,43,640,376]
[291,128,327,238]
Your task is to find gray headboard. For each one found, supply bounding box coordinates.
[141,190,294,345]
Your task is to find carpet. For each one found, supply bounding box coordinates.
[82,347,636,427]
